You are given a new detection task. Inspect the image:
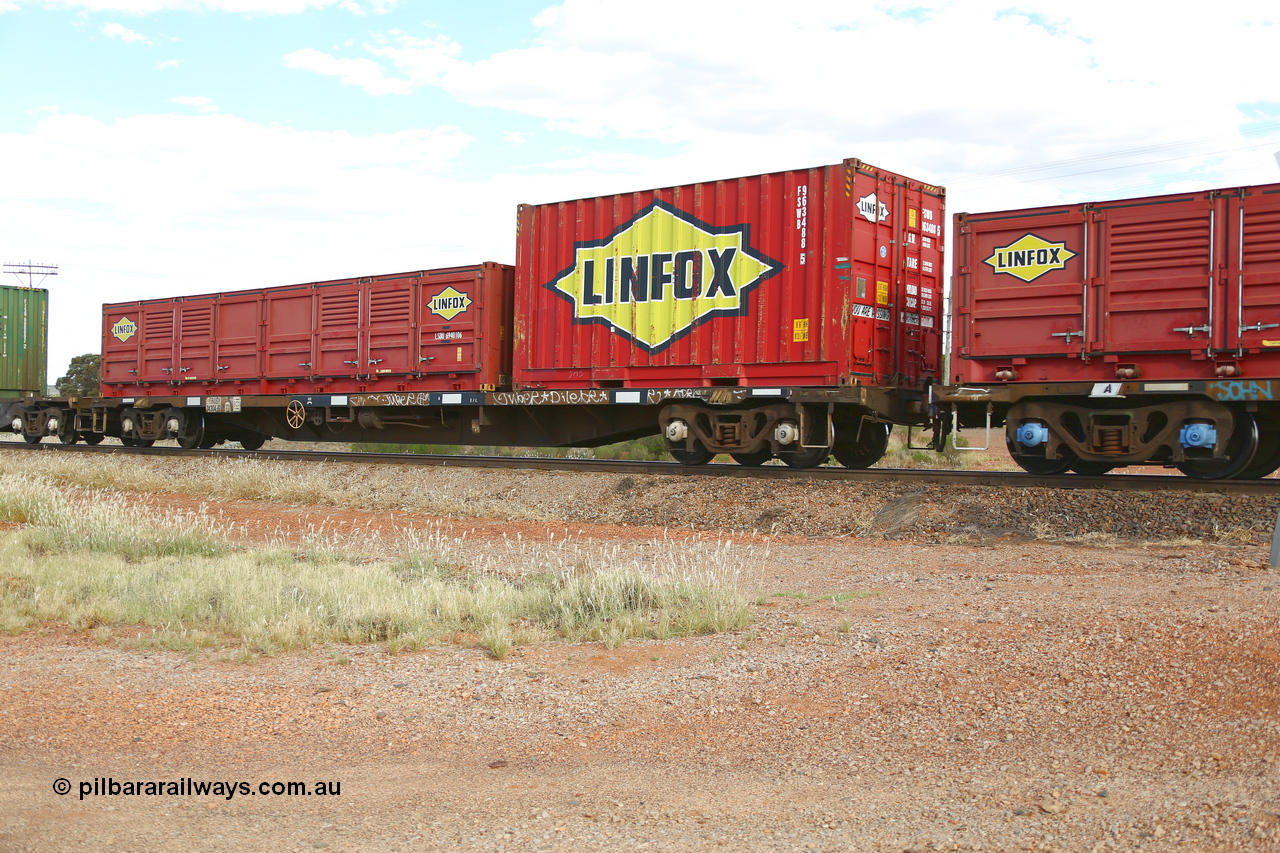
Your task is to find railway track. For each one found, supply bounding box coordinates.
[5,440,1280,496]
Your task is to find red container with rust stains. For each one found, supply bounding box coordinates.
[101,264,513,396]
[512,158,945,390]
[951,182,1280,384]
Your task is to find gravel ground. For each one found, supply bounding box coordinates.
[0,462,1278,852]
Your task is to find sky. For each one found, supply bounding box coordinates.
[2,0,1279,379]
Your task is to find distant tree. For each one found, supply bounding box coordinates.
[56,353,101,397]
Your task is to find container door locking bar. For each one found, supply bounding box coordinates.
[1051,330,1084,344]
[1173,324,1210,337]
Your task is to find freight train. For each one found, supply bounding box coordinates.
[2,157,1279,481]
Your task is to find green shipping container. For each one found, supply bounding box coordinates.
[0,285,49,396]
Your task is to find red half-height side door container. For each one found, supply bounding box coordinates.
[101,264,513,397]
[953,182,1280,385]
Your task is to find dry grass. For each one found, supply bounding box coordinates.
[0,453,551,520]
[0,473,756,656]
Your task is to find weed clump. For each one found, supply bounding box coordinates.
[0,475,754,657]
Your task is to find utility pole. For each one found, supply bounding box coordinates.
[4,261,58,288]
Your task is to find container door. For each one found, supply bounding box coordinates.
[101,305,141,389]
[138,303,177,383]
[1096,195,1218,356]
[847,168,905,383]
[175,298,215,383]
[212,292,262,382]
[1229,188,1280,354]
[365,277,417,376]
[895,187,944,384]
[959,210,1089,360]
[314,283,362,378]
[419,270,482,374]
[263,287,314,379]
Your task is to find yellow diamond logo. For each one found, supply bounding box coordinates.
[427,286,472,320]
[983,233,1076,282]
[111,316,137,342]
[547,200,784,353]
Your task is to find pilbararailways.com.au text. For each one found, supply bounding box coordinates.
[53,777,341,801]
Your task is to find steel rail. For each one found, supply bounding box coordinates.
[3,440,1279,495]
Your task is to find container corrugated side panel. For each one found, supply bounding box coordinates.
[513,158,945,390]
[0,286,48,395]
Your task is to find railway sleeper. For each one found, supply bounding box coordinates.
[1006,399,1276,479]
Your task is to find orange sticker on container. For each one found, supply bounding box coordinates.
[793,319,809,342]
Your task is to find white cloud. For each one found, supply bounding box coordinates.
[170,95,217,112]
[327,0,1280,205]
[156,58,180,69]
[101,21,149,42]
[283,47,412,96]
[368,31,463,86]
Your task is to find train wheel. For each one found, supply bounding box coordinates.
[832,424,890,469]
[237,435,266,451]
[22,434,42,445]
[669,444,713,465]
[1006,437,1077,475]
[56,422,79,445]
[1234,427,1280,479]
[780,446,830,469]
[1175,413,1259,480]
[82,434,104,445]
[1070,460,1115,476]
[176,413,205,449]
[121,437,155,448]
[730,448,773,466]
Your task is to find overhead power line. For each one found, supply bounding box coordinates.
[4,261,58,288]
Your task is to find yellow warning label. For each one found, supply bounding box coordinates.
[876,281,890,305]
[793,318,809,342]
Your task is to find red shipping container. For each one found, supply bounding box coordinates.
[513,158,945,390]
[102,264,512,396]
[952,182,1280,384]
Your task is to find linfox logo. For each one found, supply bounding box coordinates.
[111,316,138,342]
[427,287,472,320]
[983,233,1076,282]
[856,192,891,224]
[547,199,784,353]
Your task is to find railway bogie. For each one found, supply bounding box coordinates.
[941,385,1280,480]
